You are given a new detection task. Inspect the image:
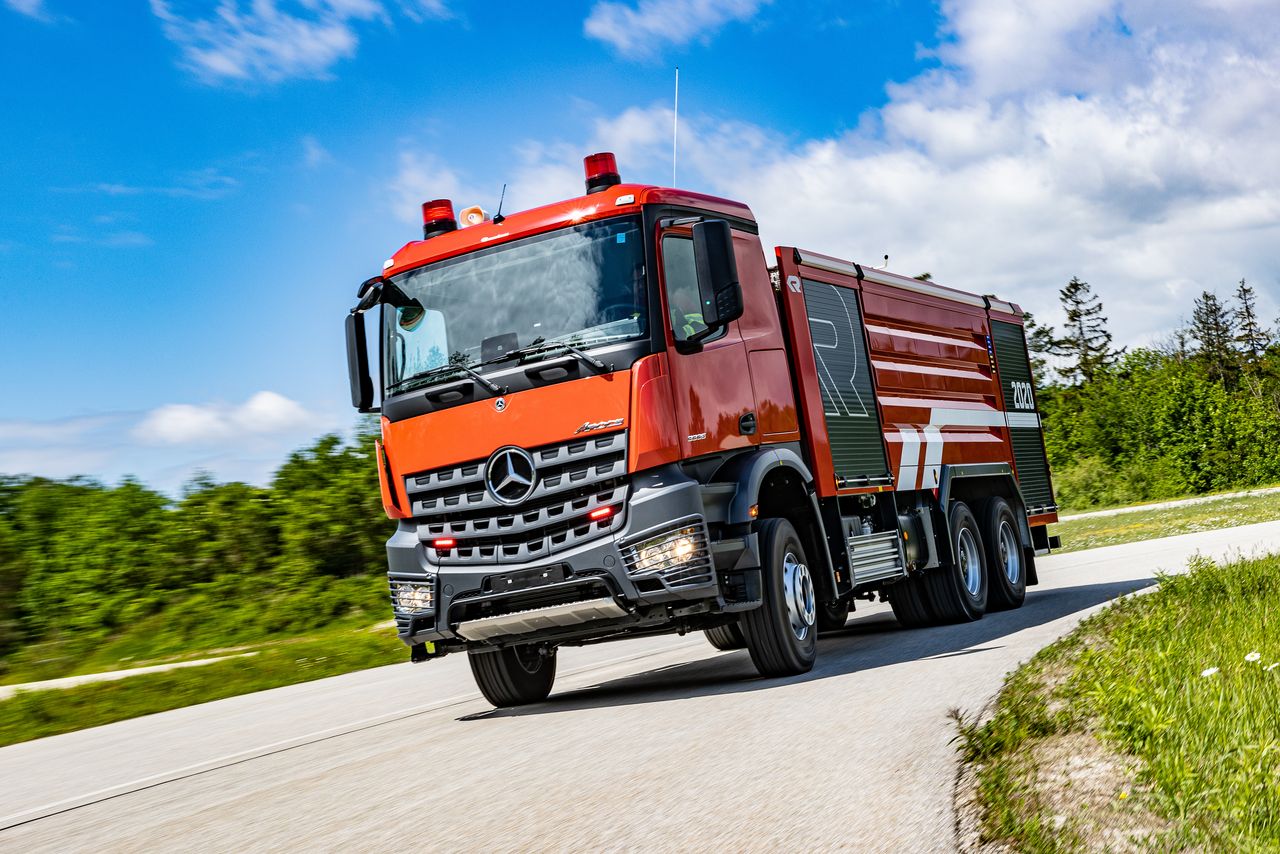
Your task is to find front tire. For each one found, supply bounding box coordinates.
[468,644,557,707]
[741,518,818,677]
[980,498,1027,611]
[920,501,988,623]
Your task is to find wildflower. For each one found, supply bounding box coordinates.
[1245,651,1262,663]
[1201,667,1219,677]
[1118,791,1130,801]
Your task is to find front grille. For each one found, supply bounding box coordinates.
[404,432,629,566]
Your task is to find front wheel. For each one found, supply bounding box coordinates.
[468,644,557,707]
[741,518,818,677]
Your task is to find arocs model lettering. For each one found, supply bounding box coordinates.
[346,152,1060,708]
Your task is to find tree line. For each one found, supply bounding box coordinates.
[0,423,395,669]
[1028,276,1280,508]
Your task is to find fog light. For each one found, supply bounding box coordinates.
[392,580,434,614]
[625,524,706,577]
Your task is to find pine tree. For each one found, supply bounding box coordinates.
[1190,290,1238,385]
[1233,278,1271,363]
[1052,277,1122,384]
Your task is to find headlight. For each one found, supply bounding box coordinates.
[626,525,704,576]
[392,580,434,614]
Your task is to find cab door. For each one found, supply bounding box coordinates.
[656,226,758,459]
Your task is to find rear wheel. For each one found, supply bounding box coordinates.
[888,574,935,628]
[920,500,988,623]
[467,644,557,707]
[741,518,818,677]
[980,497,1027,611]
[705,623,746,651]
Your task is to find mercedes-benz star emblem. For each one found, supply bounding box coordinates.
[485,446,537,505]
[494,397,507,412]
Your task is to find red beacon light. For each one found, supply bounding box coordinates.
[583,152,621,195]
[421,199,457,239]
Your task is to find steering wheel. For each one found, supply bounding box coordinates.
[597,303,638,323]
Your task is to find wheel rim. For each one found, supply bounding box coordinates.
[782,551,816,641]
[998,520,1021,584]
[956,527,983,596]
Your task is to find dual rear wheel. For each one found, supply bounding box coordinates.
[888,497,1026,626]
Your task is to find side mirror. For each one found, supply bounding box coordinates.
[346,312,375,412]
[692,220,743,331]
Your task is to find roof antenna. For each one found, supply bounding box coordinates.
[492,183,507,225]
[672,66,679,186]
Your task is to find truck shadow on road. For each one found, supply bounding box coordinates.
[461,576,1156,720]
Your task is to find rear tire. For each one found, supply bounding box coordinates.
[888,574,935,628]
[468,644,557,707]
[741,518,818,677]
[817,598,851,632]
[980,498,1027,611]
[920,500,988,623]
[705,623,746,651]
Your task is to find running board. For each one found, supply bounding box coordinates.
[455,596,628,642]
[848,530,907,586]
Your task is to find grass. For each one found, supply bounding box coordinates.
[1,574,389,685]
[956,553,1280,851]
[0,621,406,748]
[1050,488,1280,553]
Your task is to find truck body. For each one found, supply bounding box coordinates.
[346,153,1059,706]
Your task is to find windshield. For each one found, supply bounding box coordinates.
[382,215,647,394]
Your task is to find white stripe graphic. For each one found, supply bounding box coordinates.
[896,427,920,490]
[920,426,943,489]
[926,408,1008,427]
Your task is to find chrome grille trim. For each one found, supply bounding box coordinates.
[403,431,629,567]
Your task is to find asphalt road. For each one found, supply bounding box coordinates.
[3,521,1279,853]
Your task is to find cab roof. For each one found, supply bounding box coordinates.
[382,184,755,278]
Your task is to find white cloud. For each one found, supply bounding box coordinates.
[135,391,314,445]
[301,134,332,168]
[517,1,1280,345]
[4,0,50,20]
[150,0,449,85]
[584,0,769,58]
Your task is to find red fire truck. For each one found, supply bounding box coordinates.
[346,152,1059,707]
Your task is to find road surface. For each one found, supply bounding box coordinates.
[3,521,1278,852]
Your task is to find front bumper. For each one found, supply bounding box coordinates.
[387,465,737,647]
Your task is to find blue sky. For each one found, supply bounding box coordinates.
[2,0,1278,492]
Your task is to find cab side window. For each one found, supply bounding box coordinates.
[661,235,719,343]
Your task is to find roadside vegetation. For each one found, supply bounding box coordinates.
[1036,277,1280,511]
[0,622,405,748]
[1050,488,1280,553]
[0,420,394,685]
[956,553,1280,852]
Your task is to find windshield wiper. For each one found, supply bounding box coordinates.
[504,337,615,374]
[388,359,504,397]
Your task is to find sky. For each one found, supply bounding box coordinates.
[1,0,1278,494]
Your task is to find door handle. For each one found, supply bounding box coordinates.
[739,411,757,435]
